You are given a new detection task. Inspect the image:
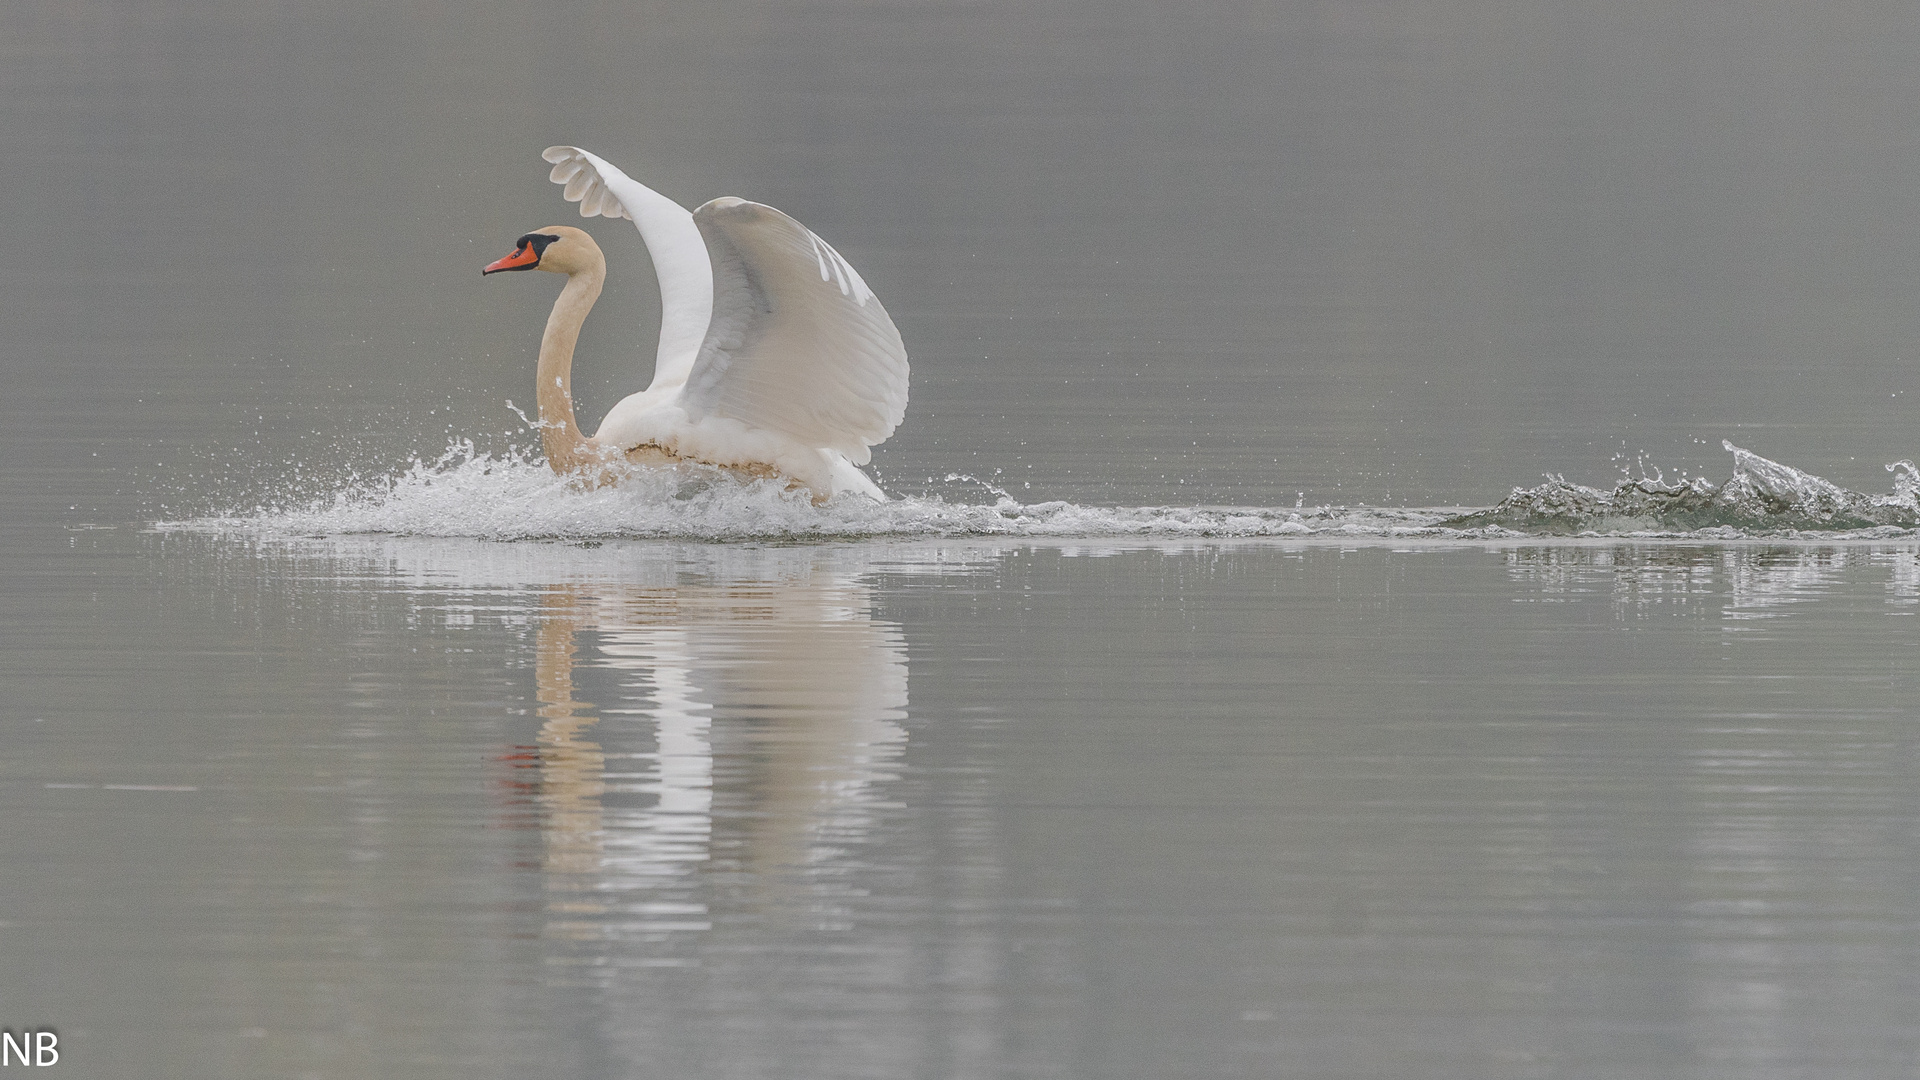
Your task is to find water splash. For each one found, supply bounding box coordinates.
[1446,441,1920,535]
[160,439,1920,542]
[164,440,1450,541]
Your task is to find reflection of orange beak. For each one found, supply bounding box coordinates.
[482,244,541,275]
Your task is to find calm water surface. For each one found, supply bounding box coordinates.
[5,530,1920,1077]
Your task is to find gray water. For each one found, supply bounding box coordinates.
[8,1,1920,1076]
[8,534,1920,1077]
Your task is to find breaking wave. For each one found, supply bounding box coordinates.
[160,440,1920,542]
[1447,441,1920,537]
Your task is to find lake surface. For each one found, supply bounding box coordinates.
[7,0,1920,1076]
[5,531,1920,1077]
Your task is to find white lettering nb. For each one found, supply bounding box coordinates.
[0,1031,56,1066]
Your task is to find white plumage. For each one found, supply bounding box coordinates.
[537,146,909,500]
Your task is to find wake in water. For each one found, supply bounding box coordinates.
[1446,441,1920,536]
[164,439,1920,542]
[169,441,1438,540]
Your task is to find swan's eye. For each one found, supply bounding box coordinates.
[518,233,562,256]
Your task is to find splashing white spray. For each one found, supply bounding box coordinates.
[161,439,1920,541]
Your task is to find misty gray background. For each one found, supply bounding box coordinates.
[6,0,1919,518]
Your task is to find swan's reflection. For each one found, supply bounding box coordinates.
[535,591,610,889]
[526,558,911,953]
[230,533,1001,969]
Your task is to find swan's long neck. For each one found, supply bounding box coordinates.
[537,266,605,472]
[616,179,713,392]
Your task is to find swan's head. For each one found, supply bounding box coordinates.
[481,225,603,276]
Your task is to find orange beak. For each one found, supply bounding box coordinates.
[482,243,541,275]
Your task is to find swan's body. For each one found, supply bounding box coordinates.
[483,146,909,501]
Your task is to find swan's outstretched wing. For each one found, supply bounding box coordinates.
[542,145,633,220]
[682,198,909,464]
[541,146,714,388]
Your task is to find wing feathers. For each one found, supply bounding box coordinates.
[683,198,908,460]
[541,145,631,221]
[537,146,908,467]
[538,147,714,391]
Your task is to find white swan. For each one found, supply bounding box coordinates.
[482,146,909,502]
